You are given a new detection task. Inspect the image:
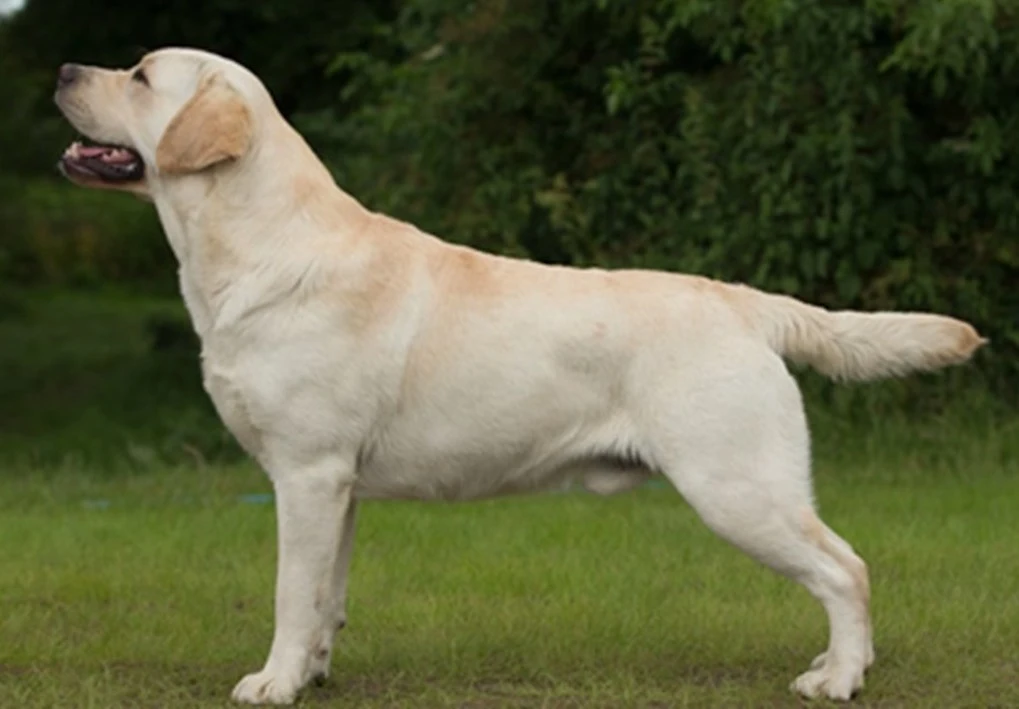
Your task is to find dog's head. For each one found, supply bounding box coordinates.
[53,48,261,197]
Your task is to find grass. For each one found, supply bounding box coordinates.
[1,289,1017,707]
[2,459,1018,708]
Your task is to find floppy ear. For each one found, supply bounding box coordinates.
[155,74,252,174]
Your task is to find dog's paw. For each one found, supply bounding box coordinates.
[231,669,301,705]
[790,664,863,702]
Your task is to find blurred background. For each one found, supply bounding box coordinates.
[1,0,1016,473]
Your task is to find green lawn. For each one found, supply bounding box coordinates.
[2,460,1018,708]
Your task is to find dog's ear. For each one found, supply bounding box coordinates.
[156,73,252,174]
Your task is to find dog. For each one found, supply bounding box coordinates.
[53,47,985,705]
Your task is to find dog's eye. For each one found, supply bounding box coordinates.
[131,68,149,86]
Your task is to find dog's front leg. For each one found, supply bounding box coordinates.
[232,457,355,705]
[309,497,358,683]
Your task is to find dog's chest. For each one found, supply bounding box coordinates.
[202,361,266,458]
[198,335,292,461]
[197,324,383,469]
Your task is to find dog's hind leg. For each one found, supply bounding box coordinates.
[643,348,871,701]
[804,518,874,672]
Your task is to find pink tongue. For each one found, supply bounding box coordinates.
[78,145,135,164]
[78,145,109,158]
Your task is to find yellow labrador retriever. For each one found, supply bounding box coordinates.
[54,48,984,705]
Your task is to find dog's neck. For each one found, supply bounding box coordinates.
[151,120,373,340]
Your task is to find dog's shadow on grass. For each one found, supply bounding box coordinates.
[35,648,935,708]
[299,658,812,707]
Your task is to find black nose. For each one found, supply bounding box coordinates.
[57,63,82,89]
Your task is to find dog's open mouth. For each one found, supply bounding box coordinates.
[60,139,145,182]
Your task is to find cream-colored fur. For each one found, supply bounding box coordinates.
[54,48,985,705]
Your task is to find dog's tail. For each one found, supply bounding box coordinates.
[748,289,986,381]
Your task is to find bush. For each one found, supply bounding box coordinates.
[299,0,1019,399]
[0,178,173,293]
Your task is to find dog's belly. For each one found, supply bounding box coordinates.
[352,434,653,502]
[353,456,562,501]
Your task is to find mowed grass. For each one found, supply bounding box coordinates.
[2,450,1018,708]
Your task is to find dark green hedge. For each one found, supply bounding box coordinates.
[301,0,1018,392]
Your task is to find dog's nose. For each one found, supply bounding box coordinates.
[57,63,82,89]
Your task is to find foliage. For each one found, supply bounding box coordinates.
[1,0,399,119]
[0,178,170,289]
